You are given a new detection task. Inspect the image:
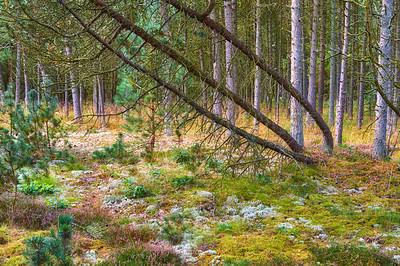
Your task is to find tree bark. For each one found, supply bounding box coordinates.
[65,74,68,116]
[357,27,367,130]
[15,42,22,106]
[224,0,238,130]
[0,61,4,103]
[79,82,83,114]
[93,77,98,114]
[306,0,319,127]
[160,2,174,136]
[211,10,222,117]
[291,0,304,147]
[317,0,325,115]
[348,58,354,120]
[23,52,30,107]
[97,75,106,128]
[334,1,351,146]
[254,0,262,130]
[393,10,400,129]
[328,0,337,126]
[200,48,207,108]
[65,44,81,121]
[373,0,393,159]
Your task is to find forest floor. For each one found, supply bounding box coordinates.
[1,117,400,265]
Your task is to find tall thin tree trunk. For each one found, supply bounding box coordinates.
[161,2,173,136]
[200,48,207,108]
[0,61,4,103]
[15,43,21,106]
[97,75,106,128]
[65,74,69,116]
[93,77,98,114]
[317,0,326,115]
[334,1,351,146]
[306,0,319,127]
[225,0,238,131]
[66,44,82,121]
[393,10,400,129]
[291,0,304,146]
[348,58,354,119]
[211,10,222,117]
[357,23,367,130]
[79,82,83,114]
[373,0,393,159]
[254,0,262,130]
[23,52,30,106]
[328,0,337,126]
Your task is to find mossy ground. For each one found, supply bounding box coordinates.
[1,107,400,265]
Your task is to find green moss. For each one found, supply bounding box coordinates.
[3,255,28,266]
[217,232,310,264]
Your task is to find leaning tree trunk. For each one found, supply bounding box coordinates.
[334,1,350,146]
[225,0,238,130]
[328,0,337,126]
[291,0,304,147]
[100,0,334,153]
[254,0,262,130]
[373,0,393,159]
[15,42,22,106]
[306,0,319,127]
[60,0,320,165]
[85,0,311,153]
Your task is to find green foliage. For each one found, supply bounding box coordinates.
[123,179,153,199]
[47,199,69,210]
[171,175,194,188]
[223,259,252,266]
[376,210,400,230]
[216,223,233,232]
[206,157,222,170]
[173,148,195,165]
[23,214,74,266]
[18,181,58,196]
[256,173,272,185]
[310,244,398,265]
[92,132,127,161]
[98,243,183,266]
[161,214,189,245]
[0,90,64,190]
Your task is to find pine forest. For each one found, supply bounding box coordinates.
[1,0,400,264]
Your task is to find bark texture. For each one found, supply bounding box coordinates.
[328,0,337,126]
[306,0,319,127]
[334,1,350,146]
[373,0,393,159]
[291,0,304,147]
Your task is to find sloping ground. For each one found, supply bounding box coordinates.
[1,129,400,265]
